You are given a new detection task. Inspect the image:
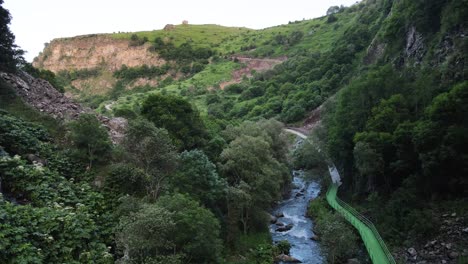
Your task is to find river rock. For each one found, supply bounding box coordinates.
[276,222,285,227]
[275,212,284,218]
[276,223,293,232]
[310,234,319,241]
[295,192,304,197]
[408,247,418,257]
[269,214,278,224]
[275,254,302,263]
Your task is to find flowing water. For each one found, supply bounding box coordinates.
[270,170,324,263]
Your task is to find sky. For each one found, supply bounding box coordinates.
[4,0,359,62]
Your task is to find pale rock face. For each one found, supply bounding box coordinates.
[33,35,166,73]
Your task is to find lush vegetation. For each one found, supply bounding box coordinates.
[0,0,24,72]
[2,0,468,262]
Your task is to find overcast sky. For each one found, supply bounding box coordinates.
[5,0,359,62]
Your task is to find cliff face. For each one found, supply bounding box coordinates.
[33,35,165,72]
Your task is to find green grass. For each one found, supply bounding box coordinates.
[98,60,239,115]
[111,24,251,50]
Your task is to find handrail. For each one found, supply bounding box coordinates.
[326,184,396,264]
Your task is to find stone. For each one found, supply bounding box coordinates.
[408,247,418,257]
[463,227,468,233]
[276,222,285,227]
[269,214,277,224]
[0,71,127,144]
[276,223,293,232]
[275,254,302,263]
[310,234,319,241]
[451,212,457,217]
[448,252,459,259]
[275,212,284,218]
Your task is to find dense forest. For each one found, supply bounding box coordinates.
[1,0,467,263]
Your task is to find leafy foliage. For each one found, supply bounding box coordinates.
[142,94,209,150]
[68,114,112,169]
[0,0,24,72]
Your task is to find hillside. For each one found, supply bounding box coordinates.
[2,0,468,263]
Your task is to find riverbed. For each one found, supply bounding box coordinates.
[270,170,324,263]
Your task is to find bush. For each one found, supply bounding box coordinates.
[274,240,291,255]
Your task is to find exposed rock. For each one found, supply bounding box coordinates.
[405,26,425,63]
[33,35,165,73]
[276,223,293,232]
[275,253,302,263]
[276,222,285,227]
[0,71,126,144]
[408,247,418,257]
[25,154,47,166]
[310,234,319,241]
[269,214,278,224]
[275,212,284,218]
[164,24,176,31]
[364,37,386,64]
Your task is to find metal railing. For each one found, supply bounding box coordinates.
[326,184,396,264]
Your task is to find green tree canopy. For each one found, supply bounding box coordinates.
[170,149,226,208]
[141,94,208,150]
[123,118,178,199]
[68,114,111,169]
[157,194,223,263]
[0,0,24,72]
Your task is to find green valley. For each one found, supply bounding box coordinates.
[1,0,467,263]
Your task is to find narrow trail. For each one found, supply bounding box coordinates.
[284,128,395,264]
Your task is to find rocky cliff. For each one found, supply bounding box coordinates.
[33,34,165,73]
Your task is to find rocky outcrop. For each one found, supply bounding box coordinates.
[394,212,468,263]
[364,37,386,64]
[0,71,127,143]
[33,35,166,73]
[405,26,425,63]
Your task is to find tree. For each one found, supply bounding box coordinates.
[157,194,223,263]
[141,94,208,150]
[0,0,24,72]
[116,203,180,263]
[68,114,111,169]
[170,149,226,207]
[123,118,178,199]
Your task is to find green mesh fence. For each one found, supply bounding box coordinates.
[326,184,396,264]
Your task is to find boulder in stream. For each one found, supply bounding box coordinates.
[275,253,302,263]
[276,223,293,232]
[269,214,278,224]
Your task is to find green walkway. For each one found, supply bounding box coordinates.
[326,184,396,264]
